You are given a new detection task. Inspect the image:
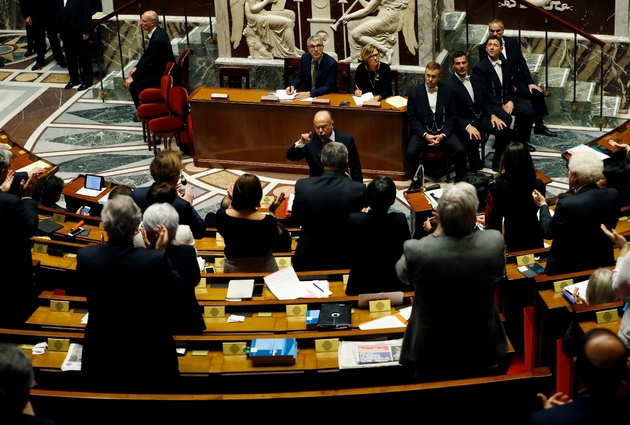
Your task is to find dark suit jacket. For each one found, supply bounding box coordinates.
[132,26,176,87]
[344,210,410,295]
[292,170,366,271]
[131,184,206,239]
[406,82,456,139]
[286,130,363,182]
[77,238,182,391]
[0,192,38,326]
[530,390,630,425]
[447,73,491,130]
[539,183,621,275]
[479,36,534,87]
[56,0,91,34]
[166,244,205,334]
[472,56,517,113]
[290,53,338,97]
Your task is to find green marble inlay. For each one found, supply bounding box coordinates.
[67,105,137,124]
[106,173,153,188]
[532,157,569,180]
[59,154,153,174]
[47,130,142,147]
[530,130,593,151]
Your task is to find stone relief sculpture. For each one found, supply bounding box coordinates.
[333,0,418,64]
[230,0,303,59]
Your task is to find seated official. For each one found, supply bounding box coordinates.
[286,110,363,182]
[286,35,338,101]
[463,172,490,213]
[533,151,621,275]
[345,176,410,295]
[0,346,55,424]
[396,183,509,381]
[36,174,68,211]
[532,329,630,424]
[216,174,280,273]
[597,161,630,207]
[486,143,545,252]
[141,203,205,335]
[133,182,195,249]
[292,142,367,271]
[78,195,181,392]
[353,44,393,102]
[131,150,205,238]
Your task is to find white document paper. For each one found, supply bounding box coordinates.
[17,160,52,173]
[358,306,411,330]
[352,92,374,106]
[263,266,309,300]
[275,89,295,101]
[301,280,332,298]
[227,314,245,323]
[385,96,408,109]
[76,186,106,197]
[226,279,255,300]
[561,279,590,304]
[338,338,403,369]
[568,144,609,160]
[61,343,83,371]
[81,313,89,324]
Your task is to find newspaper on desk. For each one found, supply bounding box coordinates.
[338,338,403,369]
[61,343,83,371]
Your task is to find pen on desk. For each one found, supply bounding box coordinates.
[313,283,324,292]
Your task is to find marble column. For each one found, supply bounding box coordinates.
[416,0,437,65]
[614,0,629,38]
[216,0,232,58]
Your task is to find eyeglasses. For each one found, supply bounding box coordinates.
[308,44,324,50]
[368,53,380,60]
[489,29,503,33]
[314,123,331,130]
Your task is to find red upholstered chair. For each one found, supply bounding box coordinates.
[177,49,191,93]
[136,75,173,149]
[283,56,301,89]
[149,86,189,153]
[177,113,195,157]
[336,61,351,93]
[138,62,175,105]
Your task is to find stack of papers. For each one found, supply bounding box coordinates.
[568,144,609,160]
[226,279,255,301]
[275,89,295,101]
[338,338,403,369]
[61,343,83,371]
[263,267,310,300]
[352,92,374,106]
[358,306,412,330]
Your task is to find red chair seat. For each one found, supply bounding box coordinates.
[149,116,185,133]
[137,103,169,120]
[139,88,163,104]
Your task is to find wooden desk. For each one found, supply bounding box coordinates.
[62,175,116,216]
[1,130,58,175]
[189,87,408,179]
[561,119,628,161]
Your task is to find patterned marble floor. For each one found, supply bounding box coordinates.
[0,42,611,218]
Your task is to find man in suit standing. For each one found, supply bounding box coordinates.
[447,51,510,171]
[291,142,366,271]
[406,61,467,182]
[20,0,66,70]
[479,19,557,143]
[286,35,338,101]
[78,195,181,392]
[125,10,175,113]
[531,329,630,424]
[57,0,92,91]
[533,150,621,275]
[473,36,536,155]
[286,110,363,182]
[0,148,39,327]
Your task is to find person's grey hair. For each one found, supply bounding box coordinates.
[321,141,348,168]
[102,195,142,240]
[0,345,34,414]
[0,148,11,170]
[307,35,323,45]
[489,18,504,28]
[147,11,159,24]
[143,203,179,242]
[568,151,604,185]
[437,182,479,236]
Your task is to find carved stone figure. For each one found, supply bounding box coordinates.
[230,0,303,59]
[336,0,418,64]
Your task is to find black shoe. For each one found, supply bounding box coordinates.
[65,81,79,90]
[24,49,33,57]
[77,84,90,91]
[57,60,67,68]
[132,115,140,123]
[31,62,45,71]
[534,124,557,137]
[525,142,537,152]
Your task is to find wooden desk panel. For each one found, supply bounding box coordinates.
[189,87,408,179]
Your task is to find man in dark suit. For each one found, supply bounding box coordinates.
[473,36,536,154]
[447,51,510,171]
[533,150,621,275]
[531,329,630,424]
[57,0,92,91]
[78,195,182,392]
[125,10,175,112]
[406,61,467,182]
[20,0,65,70]
[286,35,338,101]
[0,148,39,327]
[286,110,363,182]
[292,142,366,271]
[479,19,556,141]
[131,150,205,239]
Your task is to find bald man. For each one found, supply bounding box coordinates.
[531,328,630,424]
[286,110,363,182]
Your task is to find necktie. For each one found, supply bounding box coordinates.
[312,61,319,88]
[427,87,437,94]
